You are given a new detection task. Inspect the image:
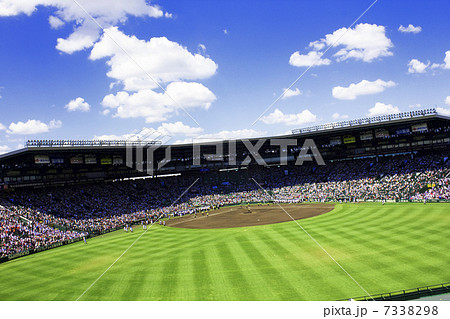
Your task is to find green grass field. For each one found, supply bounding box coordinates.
[0,203,449,301]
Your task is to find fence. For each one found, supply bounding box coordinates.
[0,219,147,264]
[0,237,83,264]
[341,282,450,301]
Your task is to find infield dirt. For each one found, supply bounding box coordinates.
[166,203,335,229]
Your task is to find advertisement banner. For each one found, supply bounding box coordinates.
[330,137,341,146]
[375,129,389,138]
[412,123,428,133]
[70,157,83,164]
[34,155,50,164]
[396,127,410,135]
[343,135,356,144]
[360,131,373,141]
[101,157,112,165]
[51,157,64,164]
[85,156,97,164]
[113,156,123,165]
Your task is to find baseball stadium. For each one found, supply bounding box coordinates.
[0,109,449,301]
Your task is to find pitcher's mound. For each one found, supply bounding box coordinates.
[166,204,334,229]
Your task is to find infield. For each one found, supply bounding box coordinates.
[167,203,335,229]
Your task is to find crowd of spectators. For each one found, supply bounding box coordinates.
[0,204,83,258]
[1,152,448,258]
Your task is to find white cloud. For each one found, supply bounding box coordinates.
[1,3,217,125]
[430,63,441,69]
[102,90,170,123]
[0,123,6,130]
[332,79,396,100]
[157,122,203,137]
[0,1,36,15]
[48,15,64,29]
[90,28,218,122]
[102,82,216,123]
[100,127,266,144]
[0,1,170,54]
[444,51,450,69]
[90,27,218,91]
[198,43,206,54]
[446,96,450,106]
[398,24,422,34]
[260,109,317,126]
[94,127,156,141]
[290,23,393,69]
[94,133,133,140]
[289,51,331,67]
[437,107,450,116]
[309,40,326,51]
[324,23,393,62]
[332,113,349,120]
[409,51,450,73]
[65,97,91,112]
[408,103,422,108]
[95,122,202,142]
[0,145,11,155]
[7,119,62,135]
[56,21,100,54]
[175,129,267,144]
[223,29,228,35]
[407,59,430,74]
[49,119,63,129]
[281,88,302,99]
[367,102,400,117]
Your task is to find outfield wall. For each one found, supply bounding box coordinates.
[0,236,83,264]
[0,219,148,264]
[344,282,450,301]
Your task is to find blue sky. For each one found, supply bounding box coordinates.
[0,0,449,153]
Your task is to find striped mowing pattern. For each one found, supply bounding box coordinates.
[0,203,448,301]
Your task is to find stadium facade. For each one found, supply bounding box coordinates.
[0,109,449,189]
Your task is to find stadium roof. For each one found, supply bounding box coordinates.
[24,139,162,148]
[291,108,441,135]
[0,109,449,161]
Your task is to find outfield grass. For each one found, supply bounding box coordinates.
[0,203,449,301]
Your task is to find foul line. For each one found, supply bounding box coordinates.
[71,0,201,135]
[251,0,380,125]
[75,178,199,301]
[251,178,375,300]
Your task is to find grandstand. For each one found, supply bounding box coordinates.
[0,109,448,188]
[1,109,449,301]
